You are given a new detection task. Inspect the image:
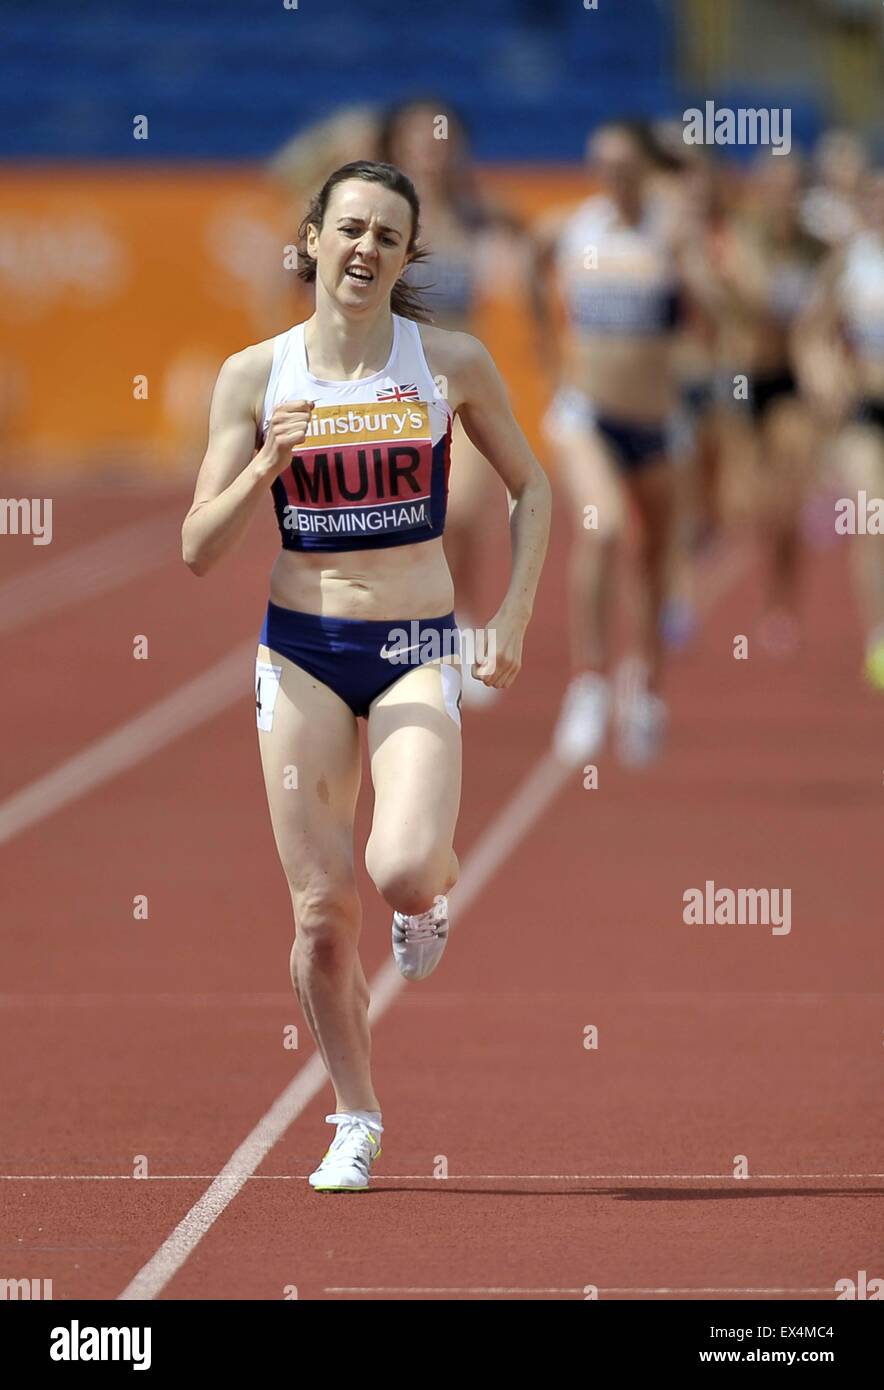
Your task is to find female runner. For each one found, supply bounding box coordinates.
[798,168,884,689]
[714,153,827,655]
[657,143,735,644]
[532,120,682,767]
[181,160,551,1191]
[379,98,525,706]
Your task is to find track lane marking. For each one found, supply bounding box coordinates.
[116,750,572,1300]
[0,507,180,636]
[126,537,755,1298]
[322,1284,833,1295]
[0,533,755,1296]
[0,643,254,847]
[4,1172,881,1182]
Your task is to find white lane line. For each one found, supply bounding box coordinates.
[0,531,747,1293]
[0,642,254,848]
[0,535,751,853]
[116,751,573,1301]
[3,989,876,1007]
[4,1172,882,1182]
[110,536,836,1301]
[0,993,293,1008]
[0,507,180,636]
[115,1052,329,1302]
[324,1286,833,1296]
[447,754,570,914]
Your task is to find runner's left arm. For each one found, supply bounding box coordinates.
[793,250,852,419]
[451,334,552,688]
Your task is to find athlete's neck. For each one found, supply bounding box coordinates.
[412,176,453,216]
[304,303,395,381]
[613,192,644,228]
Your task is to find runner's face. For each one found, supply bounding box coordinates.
[865,174,884,234]
[682,161,713,218]
[390,106,459,181]
[755,155,802,218]
[589,129,645,201]
[309,180,413,313]
[818,135,865,195]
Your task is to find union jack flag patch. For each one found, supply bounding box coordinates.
[376,383,420,402]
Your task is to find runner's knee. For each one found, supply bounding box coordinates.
[290,879,361,962]
[637,524,669,574]
[365,842,450,914]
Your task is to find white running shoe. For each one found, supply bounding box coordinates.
[617,689,667,768]
[553,672,611,764]
[308,1112,383,1192]
[392,895,450,981]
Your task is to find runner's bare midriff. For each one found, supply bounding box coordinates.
[564,336,674,423]
[269,536,455,620]
[739,322,794,376]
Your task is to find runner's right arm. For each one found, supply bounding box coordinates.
[793,249,852,421]
[527,208,570,384]
[181,346,312,576]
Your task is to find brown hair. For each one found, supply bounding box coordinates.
[295,160,433,321]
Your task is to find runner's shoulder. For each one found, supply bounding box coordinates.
[532,200,589,244]
[218,338,276,389]
[415,323,495,406]
[416,322,492,373]
[214,338,277,420]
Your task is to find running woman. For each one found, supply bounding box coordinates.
[531,120,682,766]
[665,146,735,535]
[717,153,828,655]
[646,131,735,646]
[181,161,551,1191]
[267,106,381,321]
[379,98,526,707]
[798,168,884,689]
[801,128,868,249]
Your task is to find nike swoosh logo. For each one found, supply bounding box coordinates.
[379,642,423,660]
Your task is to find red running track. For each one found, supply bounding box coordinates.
[0,479,881,1301]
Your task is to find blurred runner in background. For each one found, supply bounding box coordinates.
[268,105,382,317]
[532,120,682,767]
[648,125,736,650]
[798,168,884,690]
[379,97,526,708]
[801,128,868,249]
[715,153,828,657]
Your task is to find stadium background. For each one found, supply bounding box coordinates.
[1,0,882,474]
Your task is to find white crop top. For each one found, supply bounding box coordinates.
[260,314,454,553]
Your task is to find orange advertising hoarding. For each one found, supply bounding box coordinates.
[0,165,583,476]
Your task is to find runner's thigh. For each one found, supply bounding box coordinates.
[256,643,362,911]
[549,420,626,537]
[836,423,884,496]
[364,659,462,881]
